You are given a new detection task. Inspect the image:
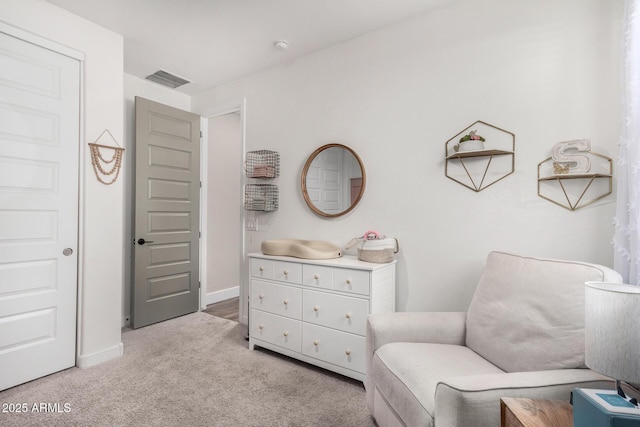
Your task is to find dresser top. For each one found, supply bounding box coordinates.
[248,252,396,271]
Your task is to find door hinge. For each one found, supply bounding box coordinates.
[199,281,201,289]
[199,231,201,238]
[200,131,202,138]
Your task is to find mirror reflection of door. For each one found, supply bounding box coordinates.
[306,146,343,215]
[308,146,362,214]
[302,144,365,217]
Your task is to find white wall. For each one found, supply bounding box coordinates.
[192,0,624,313]
[122,73,191,325]
[0,0,125,366]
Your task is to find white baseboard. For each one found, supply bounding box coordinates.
[77,342,124,368]
[206,286,240,306]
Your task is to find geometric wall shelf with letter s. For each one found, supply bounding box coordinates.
[537,139,612,211]
[445,120,515,192]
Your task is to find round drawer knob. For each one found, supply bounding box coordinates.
[313,340,319,346]
[345,350,352,356]
[345,313,352,319]
[259,325,264,330]
[346,279,352,285]
[313,306,319,312]
[283,300,288,305]
[283,332,289,337]
[259,267,264,272]
[314,274,319,280]
[259,294,264,300]
[283,270,289,275]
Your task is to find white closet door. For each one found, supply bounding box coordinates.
[0,31,80,391]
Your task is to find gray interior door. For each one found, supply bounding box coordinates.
[132,97,201,329]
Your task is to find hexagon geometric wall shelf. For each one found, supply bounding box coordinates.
[445,120,515,192]
[537,147,612,211]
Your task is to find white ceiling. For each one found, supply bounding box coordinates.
[45,0,456,95]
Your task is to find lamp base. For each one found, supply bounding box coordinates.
[573,388,640,426]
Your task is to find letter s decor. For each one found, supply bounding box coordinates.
[537,139,612,211]
[551,139,591,174]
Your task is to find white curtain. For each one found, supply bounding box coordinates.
[613,0,640,285]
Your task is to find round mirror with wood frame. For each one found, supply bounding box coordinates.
[301,143,366,217]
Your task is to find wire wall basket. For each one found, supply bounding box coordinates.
[245,150,280,179]
[244,184,279,211]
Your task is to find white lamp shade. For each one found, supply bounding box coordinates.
[585,282,640,384]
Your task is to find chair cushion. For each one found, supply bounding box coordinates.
[466,251,622,373]
[371,342,503,427]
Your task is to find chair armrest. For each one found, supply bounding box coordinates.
[435,369,613,427]
[367,312,467,354]
[365,312,466,396]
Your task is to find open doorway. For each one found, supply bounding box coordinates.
[202,108,245,323]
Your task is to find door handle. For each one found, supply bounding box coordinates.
[137,238,154,245]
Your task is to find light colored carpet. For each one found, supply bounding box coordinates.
[0,312,376,426]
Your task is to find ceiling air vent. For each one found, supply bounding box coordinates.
[145,70,191,89]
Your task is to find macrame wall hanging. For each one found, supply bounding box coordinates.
[88,129,124,185]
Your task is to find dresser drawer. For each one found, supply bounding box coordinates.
[302,264,333,290]
[303,290,369,335]
[302,323,365,373]
[251,280,302,320]
[333,268,370,295]
[248,253,396,382]
[251,310,301,352]
[251,258,275,280]
[274,261,302,284]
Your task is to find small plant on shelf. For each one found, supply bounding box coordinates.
[455,130,485,152]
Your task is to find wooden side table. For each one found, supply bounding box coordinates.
[501,397,573,427]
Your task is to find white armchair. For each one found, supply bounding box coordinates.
[365,251,623,427]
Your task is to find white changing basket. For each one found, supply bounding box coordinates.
[348,231,398,263]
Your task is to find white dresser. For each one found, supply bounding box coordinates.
[248,252,396,382]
